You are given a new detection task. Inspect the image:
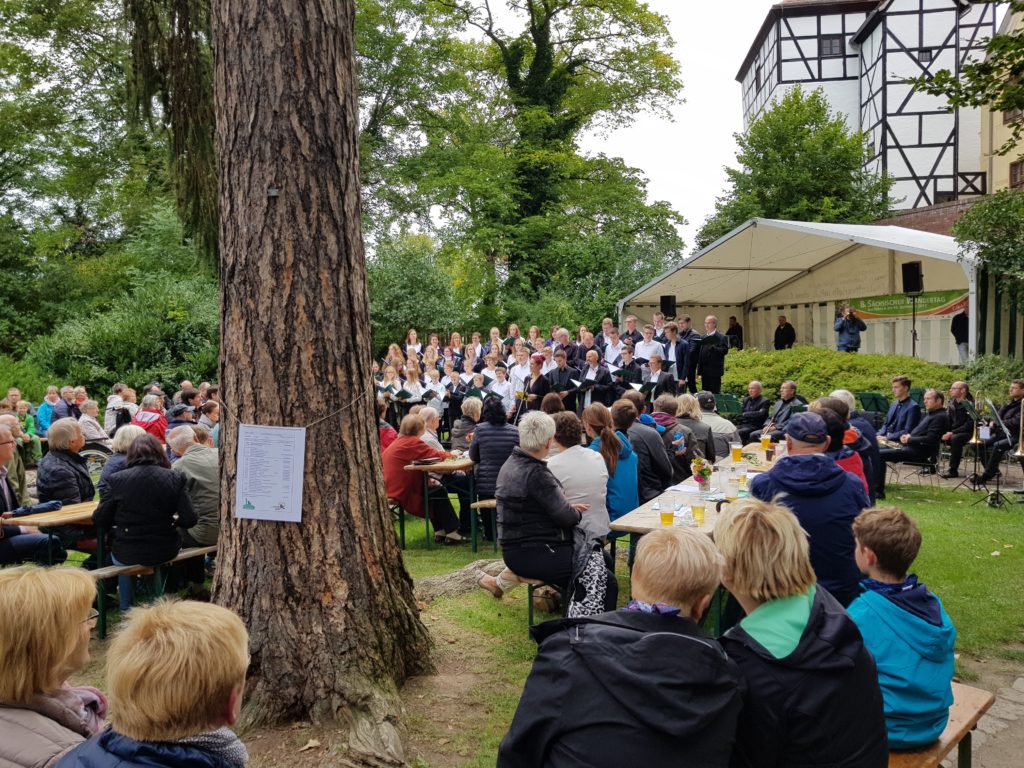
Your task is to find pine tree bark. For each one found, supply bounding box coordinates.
[210,0,432,760]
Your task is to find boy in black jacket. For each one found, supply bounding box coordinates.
[498,527,742,768]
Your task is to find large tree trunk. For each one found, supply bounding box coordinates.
[210,0,432,761]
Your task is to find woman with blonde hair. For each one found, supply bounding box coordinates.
[715,498,886,767]
[581,403,637,522]
[675,393,715,461]
[0,566,107,767]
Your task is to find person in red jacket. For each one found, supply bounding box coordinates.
[811,402,869,495]
[378,401,397,453]
[382,413,462,544]
[130,394,168,441]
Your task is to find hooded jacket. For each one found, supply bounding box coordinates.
[749,454,868,606]
[587,431,638,521]
[626,422,672,503]
[57,728,242,768]
[651,412,698,482]
[499,610,743,768]
[131,408,167,441]
[722,587,887,768]
[0,685,106,768]
[847,578,956,749]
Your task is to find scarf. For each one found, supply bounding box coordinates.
[178,726,249,768]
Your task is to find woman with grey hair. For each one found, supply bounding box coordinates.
[450,396,481,452]
[98,425,147,498]
[77,400,113,450]
[478,412,587,598]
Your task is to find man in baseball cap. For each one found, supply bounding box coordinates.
[748,410,869,607]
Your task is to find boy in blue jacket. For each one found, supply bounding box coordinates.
[848,507,956,750]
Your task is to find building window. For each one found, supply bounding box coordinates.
[934,191,956,204]
[1011,161,1024,189]
[819,35,844,58]
[918,49,933,63]
[755,64,763,91]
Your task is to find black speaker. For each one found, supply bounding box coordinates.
[660,295,677,317]
[901,261,924,295]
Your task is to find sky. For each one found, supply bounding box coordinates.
[577,0,771,251]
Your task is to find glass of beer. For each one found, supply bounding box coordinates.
[660,508,674,526]
[760,434,771,451]
[730,442,742,462]
[691,502,705,527]
[725,479,740,501]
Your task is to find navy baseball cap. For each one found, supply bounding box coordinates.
[785,412,828,444]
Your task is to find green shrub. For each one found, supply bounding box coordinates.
[28,274,219,392]
[720,347,956,401]
[961,354,1024,400]
[0,355,53,404]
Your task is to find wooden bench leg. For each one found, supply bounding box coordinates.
[96,583,108,640]
[958,730,972,768]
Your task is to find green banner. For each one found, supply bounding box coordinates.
[846,291,967,320]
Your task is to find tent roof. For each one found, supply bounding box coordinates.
[619,218,963,311]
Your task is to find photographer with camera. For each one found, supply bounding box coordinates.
[834,304,868,353]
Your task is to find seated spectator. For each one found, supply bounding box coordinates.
[382,414,462,544]
[581,403,638,523]
[0,414,31,506]
[0,566,106,766]
[35,386,60,437]
[168,425,220,599]
[735,380,771,444]
[98,425,146,498]
[831,388,882,504]
[1,424,60,565]
[73,387,88,410]
[103,383,128,435]
[876,388,949,500]
[451,396,481,452]
[468,396,519,542]
[809,401,869,495]
[58,600,249,768]
[674,394,715,461]
[547,411,610,543]
[695,390,740,459]
[611,399,670,504]
[478,412,582,598]
[879,375,922,442]
[750,380,803,444]
[191,424,213,447]
[421,406,472,533]
[377,401,397,453]
[716,497,887,767]
[37,418,95,507]
[93,434,197,612]
[15,400,43,466]
[206,385,219,404]
[748,412,868,607]
[539,391,564,414]
[848,507,956,750]
[650,394,697,483]
[77,400,113,450]
[164,404,196,462]
[131,394,168,441]
[498,527,742,767]
[52,387,81,422]
[197,401,219,431]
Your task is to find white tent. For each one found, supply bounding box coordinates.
[617,219,976,363]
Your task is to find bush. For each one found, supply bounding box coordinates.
[0,355,53,405]
[28,274,219,392]
[720,347,957,401]
[961,355,1024,400]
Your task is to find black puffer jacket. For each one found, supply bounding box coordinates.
[495,447,580,549]
[626,422,672,502]
[36,450,95,505]
[92,464,197,566]
[499,610,743,767]
[468,421,519,496]
[721,587,888,768]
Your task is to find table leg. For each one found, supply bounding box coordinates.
[959,731,972,768]
[423,474,431,549]
[469,473,477,554]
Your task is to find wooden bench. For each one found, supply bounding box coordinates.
[91,546,217,638]
[469,499,498,553]
[387,497,406,549]
[888,682,995,768]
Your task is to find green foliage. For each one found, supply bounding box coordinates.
[0,215,47,353]
[961,354,1024,399]
[0,354,51,404]
[907,2,1024,155]
[695,86,894,250]
[952,188,1024,304]
[28,275,219,392]
[720,347,956,401]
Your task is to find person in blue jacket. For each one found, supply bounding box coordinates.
[879,376,922,441]
[581,402,638,522]
[835,306,868,352]
[748,412,869,607]
[58,600,250,768]
[848,507,956,750]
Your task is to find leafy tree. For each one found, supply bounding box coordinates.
[952,187,1024,303]
[907,1,1024,154]
[695,86,894,250]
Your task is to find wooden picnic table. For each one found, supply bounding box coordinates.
[13,500,98,527]
[403,456,476,550]
[713,442,778,472]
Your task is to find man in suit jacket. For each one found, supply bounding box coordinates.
[574,332,604,371]
[877,389,949,498]
[879,376,922,441]
[612,346,642,400]
[970,379,1024,485]
[547,349,579,413]
[751,380,802,444]
[578,350,614,411]
[662,321,689,389]
[735,380,771,443]
[940,381,974,479]
[677,316,702,393]
[622,315,643,346]
[696,315,729,394]
[646,355,677,406]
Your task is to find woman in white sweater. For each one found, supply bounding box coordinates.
[545,411,610,543]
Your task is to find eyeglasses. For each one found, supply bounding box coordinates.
[84,609,99,626]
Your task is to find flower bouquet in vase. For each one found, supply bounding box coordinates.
[690,457,712,490]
